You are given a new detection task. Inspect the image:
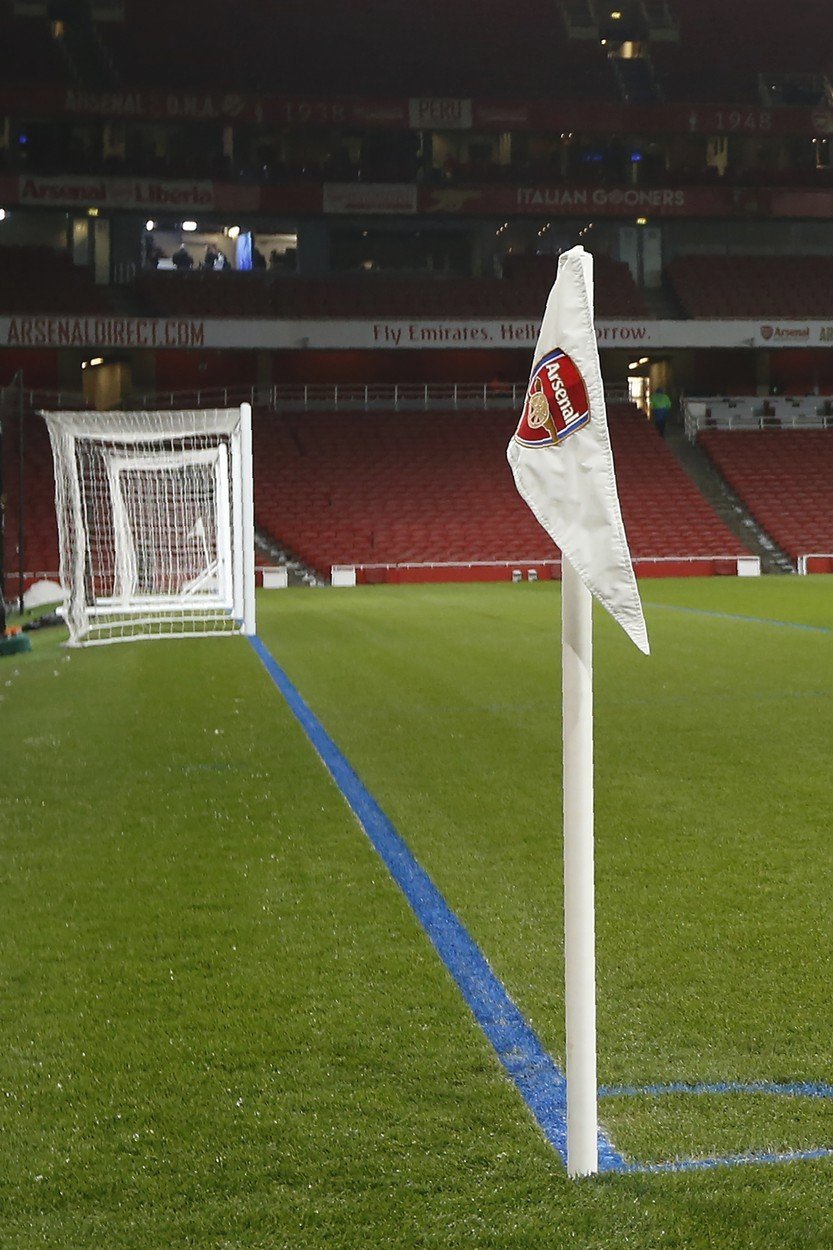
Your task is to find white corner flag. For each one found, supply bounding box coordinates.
[507,245,649,655]
[507,246,649,1180]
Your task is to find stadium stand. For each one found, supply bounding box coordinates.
[667,256,833,319]
[0,7,68,92]
[4,0,822,109]
[134,257,647,321]
[95,0,620,100]
[652,0,833,105]
[252,404,749,580]
[0,401,60,598]
[502,255,648,318]
[4,0,833,596]
[17,0,826,107]
[698,428,833,564]
[0,393,757,599]
[135,270,275,319]
[0,248,115,315]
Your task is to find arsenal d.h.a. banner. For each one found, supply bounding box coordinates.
[507,246,650,655]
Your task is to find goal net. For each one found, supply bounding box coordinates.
[41,404,256,646]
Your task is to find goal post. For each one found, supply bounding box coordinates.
[41,404,256,646]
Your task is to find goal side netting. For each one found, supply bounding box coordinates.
[41,405,256,646]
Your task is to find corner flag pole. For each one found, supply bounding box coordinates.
[505,245,650,1178]
[562,555,598,1178]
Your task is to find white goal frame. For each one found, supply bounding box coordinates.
[41,404,256,646]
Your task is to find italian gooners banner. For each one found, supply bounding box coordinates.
[507,246,649,655]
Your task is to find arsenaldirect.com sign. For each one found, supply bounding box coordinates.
[3,316,209,348]
[3,316,833,351]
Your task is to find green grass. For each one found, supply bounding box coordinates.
[1,577,833,1247]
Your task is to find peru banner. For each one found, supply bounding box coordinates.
[506,246,649,654]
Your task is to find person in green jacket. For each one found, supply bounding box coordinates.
[650,386,672,436]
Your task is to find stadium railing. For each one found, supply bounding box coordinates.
[343,555,760,584]
[27,382,632,413]
[684,396,833,439]
[268,382,526,411]
[797,554,833,575]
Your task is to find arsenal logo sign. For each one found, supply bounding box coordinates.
[514,348,591,448]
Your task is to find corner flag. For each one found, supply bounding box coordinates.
[506,246,649,1179]
[507,246,649,655]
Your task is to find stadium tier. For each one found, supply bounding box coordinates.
[5,1,830,105]
[0,7,67,90]
[1,400,60,596]
[5,0,833,598]
[651,1,833,105]
[66,1,623,100]
[4,400,753,599]
[0,248,116,315]
[135,257,647,321]
[134,271,276,319]
[667,256,833,319]
[698,428,833,563]
[251,404,749,581]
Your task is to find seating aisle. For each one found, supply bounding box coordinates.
[699,429,833,562]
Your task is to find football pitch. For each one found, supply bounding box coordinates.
[1,577,832,1248]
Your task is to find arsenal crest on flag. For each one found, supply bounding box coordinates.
[507,246,649,655]
[514,349,591,448]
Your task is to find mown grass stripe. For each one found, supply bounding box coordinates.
[248,634,625,1172]
[644,602,832,634]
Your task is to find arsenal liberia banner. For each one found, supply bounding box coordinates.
[506,246,649,654]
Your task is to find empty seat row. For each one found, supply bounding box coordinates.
[667,255,833,319]
[135,263,646,320]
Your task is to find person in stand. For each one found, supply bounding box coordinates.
[203,242,220,269]
[650,385,672,436]
[144,238,164,268]
[172,244,194,271]
[252,245,267,270]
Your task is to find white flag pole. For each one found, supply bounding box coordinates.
[561,555,599,1178]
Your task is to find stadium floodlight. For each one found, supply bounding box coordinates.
[41,404,256,646]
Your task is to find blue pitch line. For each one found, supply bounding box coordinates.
[249,634,833,1178]
[620,1146,833,1175]
[644,602,832,634]
[247,634,625,1173]
[601,1081,833,1101]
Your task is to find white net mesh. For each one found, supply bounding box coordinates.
[42,407,255,646]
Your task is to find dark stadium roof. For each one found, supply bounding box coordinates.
[3,0,833,101]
